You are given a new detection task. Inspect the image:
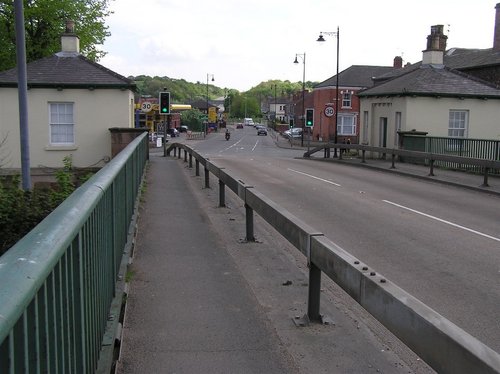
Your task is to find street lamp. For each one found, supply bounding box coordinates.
[317,26,340,157]
[206,73,214,135]
[294,52,306,147]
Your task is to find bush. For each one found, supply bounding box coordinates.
[0,156,78,256]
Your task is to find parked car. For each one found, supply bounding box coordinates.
[179,125,188,132]
[283,128,302,138]
[257,126,268,136]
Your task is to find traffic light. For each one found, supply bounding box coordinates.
[305,109,314,127]
[159,92,170,114]
[289,119,294,129]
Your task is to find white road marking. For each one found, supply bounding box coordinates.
[251,140,259,152]
[287,168,341,187]
[219,137,244,153]
[383,200,500,243]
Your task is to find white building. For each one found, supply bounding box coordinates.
[0,21,136,173]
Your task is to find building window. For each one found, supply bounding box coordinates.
[448,110,468,138]
[337,115,356,135]
[342,91,352,108]
[50,103,74,144]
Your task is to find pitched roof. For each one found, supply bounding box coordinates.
[314,65,397,89]
[0,52,135,90]
[357,64,500,99]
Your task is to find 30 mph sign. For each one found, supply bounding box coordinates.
[324,106,334,117]
[141,102,153,112]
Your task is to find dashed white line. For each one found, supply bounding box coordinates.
[252,140,259,152]
[383,200,500,243]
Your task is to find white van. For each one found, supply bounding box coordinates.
[243,118,254,126]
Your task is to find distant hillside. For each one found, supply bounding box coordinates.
[130,75,318,104]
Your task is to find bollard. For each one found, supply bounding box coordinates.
[245,203,255,242]
[219,180,225,207]
[361,149,366,163]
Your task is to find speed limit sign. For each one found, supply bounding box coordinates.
[141,102,153,112]
[324,106,334,117]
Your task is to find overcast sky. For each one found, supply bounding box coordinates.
[100,0,497,92]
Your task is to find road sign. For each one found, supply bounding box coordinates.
[141,102,153,112]
[324,106,334,117]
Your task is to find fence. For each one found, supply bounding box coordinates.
[402,135,500,173]
[303,143,500,188]
[166,142,500,374]
[0,132,148,373]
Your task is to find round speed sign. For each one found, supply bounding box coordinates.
[141,102,153,113]
[324,106,334,117]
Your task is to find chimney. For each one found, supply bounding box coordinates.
[422,25,447,65]
[494,4,500,50]
[393,56,403,68]
[61,19,80,54]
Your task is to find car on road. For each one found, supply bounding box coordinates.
[257,126,268,136]
[236,123,244,129]
[283,128,302,138]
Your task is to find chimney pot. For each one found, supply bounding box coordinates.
[494,4,500,50]
[393,56,403,68]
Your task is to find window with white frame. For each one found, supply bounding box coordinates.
[342,91,352,108]
[50,103,74,145]
[337,114,356,135]
[448,110,468,138]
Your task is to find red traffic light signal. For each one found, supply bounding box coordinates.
[159,92,170,114]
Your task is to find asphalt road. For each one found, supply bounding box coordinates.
[192,125,500,354]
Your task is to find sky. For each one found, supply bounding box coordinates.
[99,0,498,92]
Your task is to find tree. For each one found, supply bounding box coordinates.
[180,108,204,132]
[0,0,112,71]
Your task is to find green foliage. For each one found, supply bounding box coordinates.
[0,157,77,256]
[0,0,112,71]
[180,108,204,132]
[229,93,260,119]
[132,76,227,104]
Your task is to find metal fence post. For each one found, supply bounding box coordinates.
[307,262,322,322]
[204,166,210,188]
[219,180,225,207]
[245,204,255,242]
[195,160,200,176]
[184,149,187,162]
[189,154,193,168]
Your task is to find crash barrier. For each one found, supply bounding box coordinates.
[0,133,149,373]
[166,141,500,374]
[186,131,205,140]
[304,143,500,188]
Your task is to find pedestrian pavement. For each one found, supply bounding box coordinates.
[116,131,498,373]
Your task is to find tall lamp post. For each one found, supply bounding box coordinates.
[317,26,340,157]
[206,73,214,134]
[294,52,306,147]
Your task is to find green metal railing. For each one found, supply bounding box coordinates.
[403,135,500,173]
[0,132,148,373]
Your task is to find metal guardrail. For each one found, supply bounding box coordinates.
[167,142,500,374]
[0,132,149,373]
[304,143,500,187]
